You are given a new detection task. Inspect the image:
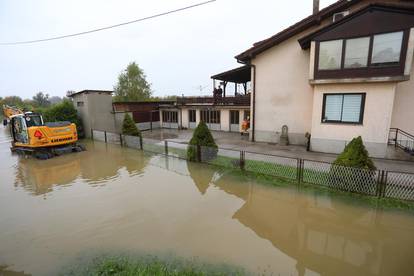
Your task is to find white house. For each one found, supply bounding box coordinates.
[235,0,414,158]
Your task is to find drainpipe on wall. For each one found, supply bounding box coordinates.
[237,59,256,142]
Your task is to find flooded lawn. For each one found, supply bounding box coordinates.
[1,127,414,276]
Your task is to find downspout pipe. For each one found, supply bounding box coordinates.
[237,58,256,142]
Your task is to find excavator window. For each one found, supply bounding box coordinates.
[25,114,43,127]
[12,117,29,144]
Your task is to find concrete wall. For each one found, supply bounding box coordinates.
[251,33,314,145]
[72,92,116,137]
[310,83,397,158]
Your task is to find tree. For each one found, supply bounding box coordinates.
[41,99,84,137]
[32,92,50,107]
[187,121,218,161]
[114,62,152,102]
[2,96,24,107]
[122,113,141,137]
[49,96,63,105]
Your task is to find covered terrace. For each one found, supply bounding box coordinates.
[177,65,251,106]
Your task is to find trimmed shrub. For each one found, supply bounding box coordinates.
[330,136,377,194]
[334,136,376,170]
[122,113,141,137]
[187,121,218,161]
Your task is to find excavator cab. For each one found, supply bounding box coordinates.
[11,115,29,144]
[10,113,43,144]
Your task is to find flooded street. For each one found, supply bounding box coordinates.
[1,127,414,276]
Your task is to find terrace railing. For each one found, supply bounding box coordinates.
[91,129,414,202]
[389,128,414,154]
[177,95,250,106]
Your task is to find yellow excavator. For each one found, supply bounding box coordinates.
[2,104,85,159]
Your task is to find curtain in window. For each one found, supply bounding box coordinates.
[324,95,343,121]
[342,95,362,122]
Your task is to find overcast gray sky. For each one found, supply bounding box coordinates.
[0,0,336,99]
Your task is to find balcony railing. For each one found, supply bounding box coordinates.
[177,95,250,106]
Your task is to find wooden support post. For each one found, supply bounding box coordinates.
[139,135,143,150]
[104,131,107,143]
[119,134,123,146]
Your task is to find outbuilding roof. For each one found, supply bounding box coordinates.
[67,90,113,97]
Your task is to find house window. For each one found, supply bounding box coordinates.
[318,40,343,70]
[344,37,370,68]
[322,93,365,124]
[317,31,406,72]
[189,110,196,123]
[200,110,220,124]
[162,111,178,123]
[230,110,239,125]
[76,101,84,107]
[372,31,403,65]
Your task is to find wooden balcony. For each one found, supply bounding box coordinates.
[177,95,250,106]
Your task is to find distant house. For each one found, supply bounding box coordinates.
[159,65,251,132]
[233,0,414,157]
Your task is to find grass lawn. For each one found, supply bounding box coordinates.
[62,255,246,276]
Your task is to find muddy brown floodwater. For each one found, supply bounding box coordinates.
[0,127,414,276]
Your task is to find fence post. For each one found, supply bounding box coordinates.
[376,170,387,198]
[297,159,302,184]
[164,140,169,155]
[104,131,107,143]
[395,129,398,149]
[196,144,201,162]
[240,151,245,171]
[376,171,382,197]
[91,129,94,140]
[119,134,123,146]
[139,135,143,150]
[382,171,388,198]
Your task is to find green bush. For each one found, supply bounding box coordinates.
[122,113,141,137]
[330,136,377,194]
[187,121,218,161]
[39,99,84,137]
[334,136,376,170]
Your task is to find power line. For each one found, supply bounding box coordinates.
[0,0,216,46]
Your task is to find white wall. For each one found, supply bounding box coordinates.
[252,33,314,145]
[311,83,397,157]
[392,59,414,135]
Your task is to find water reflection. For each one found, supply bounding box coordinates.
[13,140,149,195]
[211,176,414,276]
[141,157,414,276]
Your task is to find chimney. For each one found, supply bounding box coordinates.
[313,0,320,15]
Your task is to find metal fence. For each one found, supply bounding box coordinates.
[91,129,414,202]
